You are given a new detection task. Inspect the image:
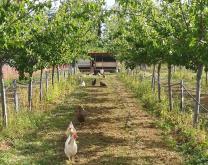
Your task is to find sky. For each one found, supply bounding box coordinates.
[105,0,115,7]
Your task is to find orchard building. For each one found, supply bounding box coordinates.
[77,52,118,73]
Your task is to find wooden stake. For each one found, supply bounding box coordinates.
[180,80,184,112]
[39,68,43,101]
[28,76,33,111]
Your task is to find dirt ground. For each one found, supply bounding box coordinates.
[71,75,183,165]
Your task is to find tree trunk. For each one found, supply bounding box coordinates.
[39,68,43,101]
[68,65,71,77]
[45,71,49,93]
[73,66,76,75]
[57,65,60,83]
[72,61,76,75]
[28,74,33,111]
[157,63,161,102]
[136,67,138,75]
[13,80,19,112]
[151,64,156,92]
[0,65,8,127]
[144,64,147,72]
[168,64,173,111]
[193,64,203,128]
[173,65,176,72]
[52,65,55,87]
[18,70,26,81]
[64,68,66,79]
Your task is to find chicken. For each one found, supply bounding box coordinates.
[64,131,78,162]
[65,122,76,136]
[78,76,82,82]
[100,69,104,75]
[64,122,78,162]
[75,105,87,123]
[80,80,86,87]
[100,81,107,87]
[92,79,96,86]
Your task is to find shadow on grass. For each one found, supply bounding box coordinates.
[8,76,139,165]
[80,154,138,165]
[13,82,115,164]
[69,84,138,164]
[12,90,81,165]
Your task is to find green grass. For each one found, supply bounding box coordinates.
[119,72,208,165]
[0,106,74,165]
[0,76,78,165]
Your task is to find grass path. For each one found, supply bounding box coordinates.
[0,75,183,165]
[74,75,183,165]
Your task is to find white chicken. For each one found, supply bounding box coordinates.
[65,122,76,136]
[100,69,104,75]
[80,80,86,87]
[64,122,78,162]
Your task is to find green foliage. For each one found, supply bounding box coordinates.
[0,0,104,78]
[105,0,208,70]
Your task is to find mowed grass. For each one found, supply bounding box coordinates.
[70,74,183,165]
[0,77,79,165]
[119,72,208,164]
[0,74,184,165]
[0,106,72,165]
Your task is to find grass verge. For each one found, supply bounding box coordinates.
[0,76,77,165]
[119,72,208,165]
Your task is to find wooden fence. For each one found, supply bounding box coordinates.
[0,66,77,127]
[127,70,208,114]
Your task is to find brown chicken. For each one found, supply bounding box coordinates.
[92,79,96,86]
[75,105,87,123]
[100,81,107,87]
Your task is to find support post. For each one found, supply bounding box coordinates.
[180,80,184,112]
[28,76,33,111]
[39,68,43,101]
